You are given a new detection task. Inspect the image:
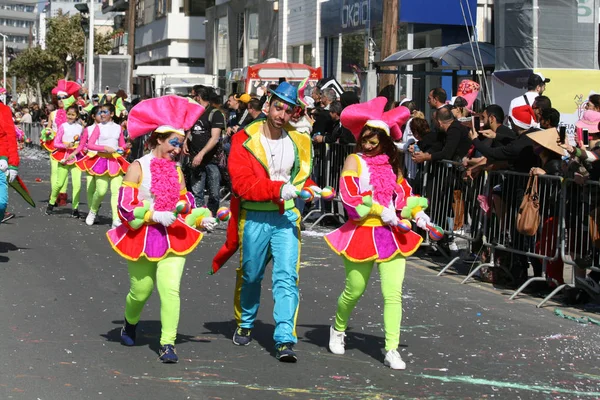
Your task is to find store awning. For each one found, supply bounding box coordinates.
[376,42,495,71]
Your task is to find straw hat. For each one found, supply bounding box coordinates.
[526,128,567,156]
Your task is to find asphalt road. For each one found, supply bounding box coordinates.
[1,149,599,400]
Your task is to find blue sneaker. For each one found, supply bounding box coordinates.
[158,344,178,363]
[232,327,252,346]
[120,320,137,346]
[275,343,297,363]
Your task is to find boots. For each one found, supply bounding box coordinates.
[120,319,137,346]
[57,193,68,207]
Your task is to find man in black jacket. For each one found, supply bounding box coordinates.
[470,104,539,173]
[412,107,471,164]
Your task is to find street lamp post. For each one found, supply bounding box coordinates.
[75,1,94,94]
[0,33,7,102]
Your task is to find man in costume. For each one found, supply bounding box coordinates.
[0,96,19,219]
[212,82,316,362]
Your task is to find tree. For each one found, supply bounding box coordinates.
[9,11,113,99]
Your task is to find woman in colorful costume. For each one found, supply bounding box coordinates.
[45,105,84,217]
[81,103,130,227]
[107,95,217,363]
[325,97,432,370]
[42,80,81,207]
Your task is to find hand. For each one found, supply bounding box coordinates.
[0,159,8,172]
[151,210,177,227]
[281,184,298,201]
[313,135,324,143]
[200,217,218,232]
[408,144,415,154]
[380,207,399,226]
[530,167,546,176]
[412,152,428,164]
[182,142,190,156]
[559,142,574,154]
[192,153,204,167]
[415,211,431,230]
[479,129,496,139]
[309,185,322,199]
[104,146,116,153]
[6,169,17,183]
[468,126,479,140]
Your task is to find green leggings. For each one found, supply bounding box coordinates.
[125,255,186,346]
[50,158,68,195]
[49,163,81,209]
[89,175,123,218]
[86,174,96,210]
[334,256,406,351]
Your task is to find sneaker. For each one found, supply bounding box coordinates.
[111,219,122,228]
[72,209,80,219]
[1,212,15,223]
[45,204,54,215]
[158,344,178,363]
[329,326,346,355]
[85,211,96,226]
[384,349,406,370]
[232,327,252,346]
[275,343,297,363]
[120,320,137,347]
[575,276,600,296]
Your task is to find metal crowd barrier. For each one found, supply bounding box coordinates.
[304,142,354,228]
[21,122,42,147]
[418,160,488,276]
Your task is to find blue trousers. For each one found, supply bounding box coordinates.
[0,175,7,218]
[234,208,301,346]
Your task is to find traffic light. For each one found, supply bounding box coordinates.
[75,3,90,35]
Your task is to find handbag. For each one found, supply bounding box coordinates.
[452,189,465,230]
[516,175,541,236]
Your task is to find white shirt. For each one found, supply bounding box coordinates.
[61,122,83,143]
[97,121,121,149]
[260,131,294,183]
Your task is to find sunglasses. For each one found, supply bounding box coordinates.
[57,95,68,100]
[97,110,110,115]
[168,138,184,148]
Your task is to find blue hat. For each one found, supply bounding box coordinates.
[271,82,298,106]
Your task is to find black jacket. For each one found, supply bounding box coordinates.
[473,128,540,173]
[429,120,471,162]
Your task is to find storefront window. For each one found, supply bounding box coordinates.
[217,16,229,72]
[292,46,300,64]
[247,12,259,64]
[303,44,313,66]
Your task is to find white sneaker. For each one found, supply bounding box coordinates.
[111,219,122,228]
[85,211,96,226]
[384,349,406,370]
[329,326,346,355]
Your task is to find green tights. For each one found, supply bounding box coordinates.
[49,163,81,209]
[89,175,123,219]
[125,255,186,346]
[334,256,406,351]
[50,158,68,196]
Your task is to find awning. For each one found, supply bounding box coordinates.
[376,42,495,71]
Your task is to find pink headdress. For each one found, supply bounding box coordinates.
[340,97,411,141]
[456,80,480,110]
[127,95,205,140]
[51,79,81,97]
[297,78,309,109]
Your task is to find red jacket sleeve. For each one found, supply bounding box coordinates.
[0,104,19,168]
[227,131,284,202]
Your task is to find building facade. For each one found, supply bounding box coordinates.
[205,0,279,90]
[0,0,39,51]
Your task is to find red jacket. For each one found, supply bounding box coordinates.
[0,103,19,168]
[211,119,315,274]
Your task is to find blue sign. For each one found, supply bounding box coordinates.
[321,0,476,37]
[400,0,477,26]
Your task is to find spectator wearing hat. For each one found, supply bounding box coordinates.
[508,72,550,124]
[212,81,317,363]
[575,94,600,148]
